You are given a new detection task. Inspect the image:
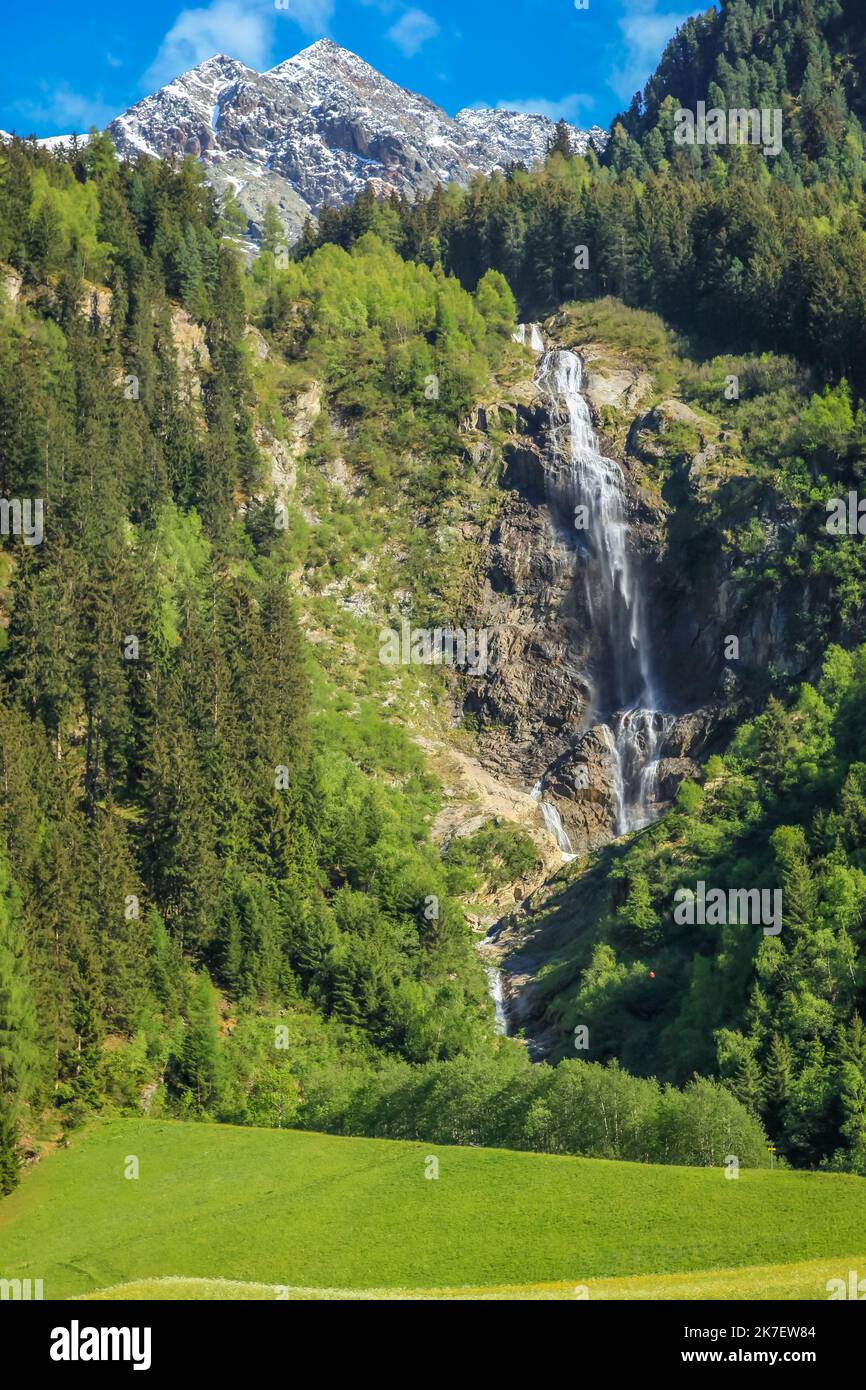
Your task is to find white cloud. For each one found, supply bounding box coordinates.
[608,1,701,105]
[286,0,336,32]
[141,0,335,91]
[387,8,440,58]
[13,85,118,134]
[495,94,595,122]
[143,0,276,89]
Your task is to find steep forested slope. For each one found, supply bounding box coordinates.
[0,134,527,1187]
[611,0,866,172]
[290,0,866,1179]
[0,133,770,1194]
[497,645,866,1171]
[4,0,866,1198]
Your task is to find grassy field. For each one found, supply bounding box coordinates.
[1,1118,864,1301]
[78,1257,866,1301]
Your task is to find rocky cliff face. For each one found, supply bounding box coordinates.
[463,397,592,775]
[458,325,821,866]
[458,327,829,1057]
[105,41,607,243]
[459,336,676,855]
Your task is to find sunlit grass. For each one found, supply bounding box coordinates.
[2,1119,864,1301]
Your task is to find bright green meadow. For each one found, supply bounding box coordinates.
[1,1119,864,1300]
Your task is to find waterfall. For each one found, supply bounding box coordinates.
[539,799,576,858]
[476,940,510,1037]
[536,349,669,835]
[514,322,546,353]
[484,966,509,1035]
[608,709,675,834]
[531,779,577,860]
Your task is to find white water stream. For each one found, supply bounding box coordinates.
[484,966,509,1035]
[514,322,546,353]
[485,325,671,1034]
[534,342,671,838]
[531,778,577,860]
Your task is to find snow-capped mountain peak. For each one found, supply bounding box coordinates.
[271,37,368,75]
[94,44,607,242]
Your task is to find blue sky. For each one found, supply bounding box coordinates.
[1,0,708,137]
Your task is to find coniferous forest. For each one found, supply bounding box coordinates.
[2,0,866,1314]
[0,132,774,1188]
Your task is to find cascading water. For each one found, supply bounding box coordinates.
[514,322,546,353]
[484,966,509,1036]
[535,346,670,836]
[486,332,670,1035]
[531,780,577,860]
[609,709,675,834]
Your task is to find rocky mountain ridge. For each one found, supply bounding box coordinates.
[1,42,607,244]
[54,40,605,244]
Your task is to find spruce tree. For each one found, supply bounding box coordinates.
[0,857,37,1191]
[548,119,574,159]
[175,973,222,1113]
[764,1033,795,1137]
[732,1052,764,1118]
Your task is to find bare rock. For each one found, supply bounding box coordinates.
[169,305,210,399]
[80,282,113,324]
[584,364,652,415]
[244,324,270,360]
[1,266,22,305]
[656,756,700,801]
[664,707,734,759]
[644,399,707,433]
[546,725,619,852]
